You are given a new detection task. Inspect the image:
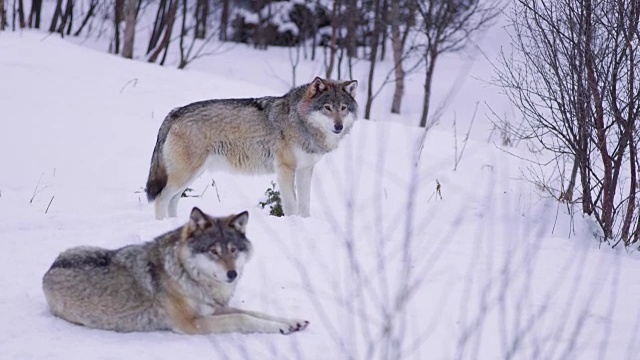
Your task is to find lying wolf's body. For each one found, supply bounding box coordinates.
[42,208,308,334]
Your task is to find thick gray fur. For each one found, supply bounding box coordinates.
[42,208,309,334]
[146,77,358,219]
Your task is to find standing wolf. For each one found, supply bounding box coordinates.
[146,77,358,219]
[42,207,309,334]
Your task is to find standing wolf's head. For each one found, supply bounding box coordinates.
[178,208,253,284]
[302,77,358,139]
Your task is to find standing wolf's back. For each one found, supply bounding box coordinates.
[145,98,282,202]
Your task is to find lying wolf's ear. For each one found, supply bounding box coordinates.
[188,207,211,232]
[228,211,249,234]
[307,77,328,98]
[342,80,358,98]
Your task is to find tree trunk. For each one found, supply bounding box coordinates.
[621,139,637,244]
[48,0,62,32]
[148,0,178,64]
[311,6,317,61]
[390,0,404,114]
[379,0,388,61]
[56,0,71,35]
[122,0,138,59]
[346,0,357,58]
[17,0,25,28]
[28,0,42,28]
[114,0,124,54]
[584,0,613,240]
[364,0,382,120]
[74,0,96,36]
[419,50,437,128]
[194,0,207,39]
[0,0,5,30]
[178,0,187,68]
[147,0,166,54]
[220,0,229,41]
[563,157,579,203]
[57,0,73,35]
[325,0,340,79]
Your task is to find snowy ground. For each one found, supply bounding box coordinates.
[1,31,640,360]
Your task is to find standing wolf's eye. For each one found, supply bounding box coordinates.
[209,249,219,256]
[230,247,237,254]
[340,105,347,111]
[324,104,332,111]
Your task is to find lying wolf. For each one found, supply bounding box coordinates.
[42,208,308,334]
[146,77,358,219]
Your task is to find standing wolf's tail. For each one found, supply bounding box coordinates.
[146,117,173,202]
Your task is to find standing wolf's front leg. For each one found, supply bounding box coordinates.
[277,162,298,216]
[296,165,314,217]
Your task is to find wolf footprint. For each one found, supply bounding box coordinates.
[279,319,309,335]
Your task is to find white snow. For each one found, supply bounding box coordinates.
[1,28,639,360]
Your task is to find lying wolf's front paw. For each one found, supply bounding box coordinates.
[278,319,309,335]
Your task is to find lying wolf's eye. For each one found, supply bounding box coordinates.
[209,249,219,256]
[340,105,347,111]
[324,104,332,111]
[230,247,237,254]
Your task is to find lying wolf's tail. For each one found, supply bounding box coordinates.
[146,116,173,202]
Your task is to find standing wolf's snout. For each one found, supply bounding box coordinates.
[334,123,344,133]
[227,270,238,282]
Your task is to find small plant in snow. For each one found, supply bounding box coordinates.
[259,181,284,217]
[181,188,196,198]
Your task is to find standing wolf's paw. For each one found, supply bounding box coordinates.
[278,319,309,335]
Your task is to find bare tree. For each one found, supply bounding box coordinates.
[379,0,388,60]
[325,0,340,78]
[57,0,73,36]
[194,0,207,39]
[121,0,138,58]
[495,0,640,246]
[48,0,62,32]
[177,9,228,69]
[113,0,124,53]
[73,0,97,36]
[220,0,230,41]
[28,0,42,28]
[252,0,278,50]
[364,0,383,119]
[148,0,178,65]
[148,0,167,54]
[16,0,25,28]
[414,0,501,128]
[389,0,416,114]
[345,0,357,58]
[178,0,189,68]
[0,0,5,30]
[289,41,301,87]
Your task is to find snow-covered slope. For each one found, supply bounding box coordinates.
[1,32,639,360]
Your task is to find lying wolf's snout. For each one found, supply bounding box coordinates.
[334,123,344,133]
[227,270,238,281]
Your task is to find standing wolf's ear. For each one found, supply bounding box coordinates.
[188,207,211,232]
[307,77,328,98]
[228,211,249,234]
[342,80,358,98]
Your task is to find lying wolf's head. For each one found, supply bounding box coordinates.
[304,77,358,137]
[179,207,253,284]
